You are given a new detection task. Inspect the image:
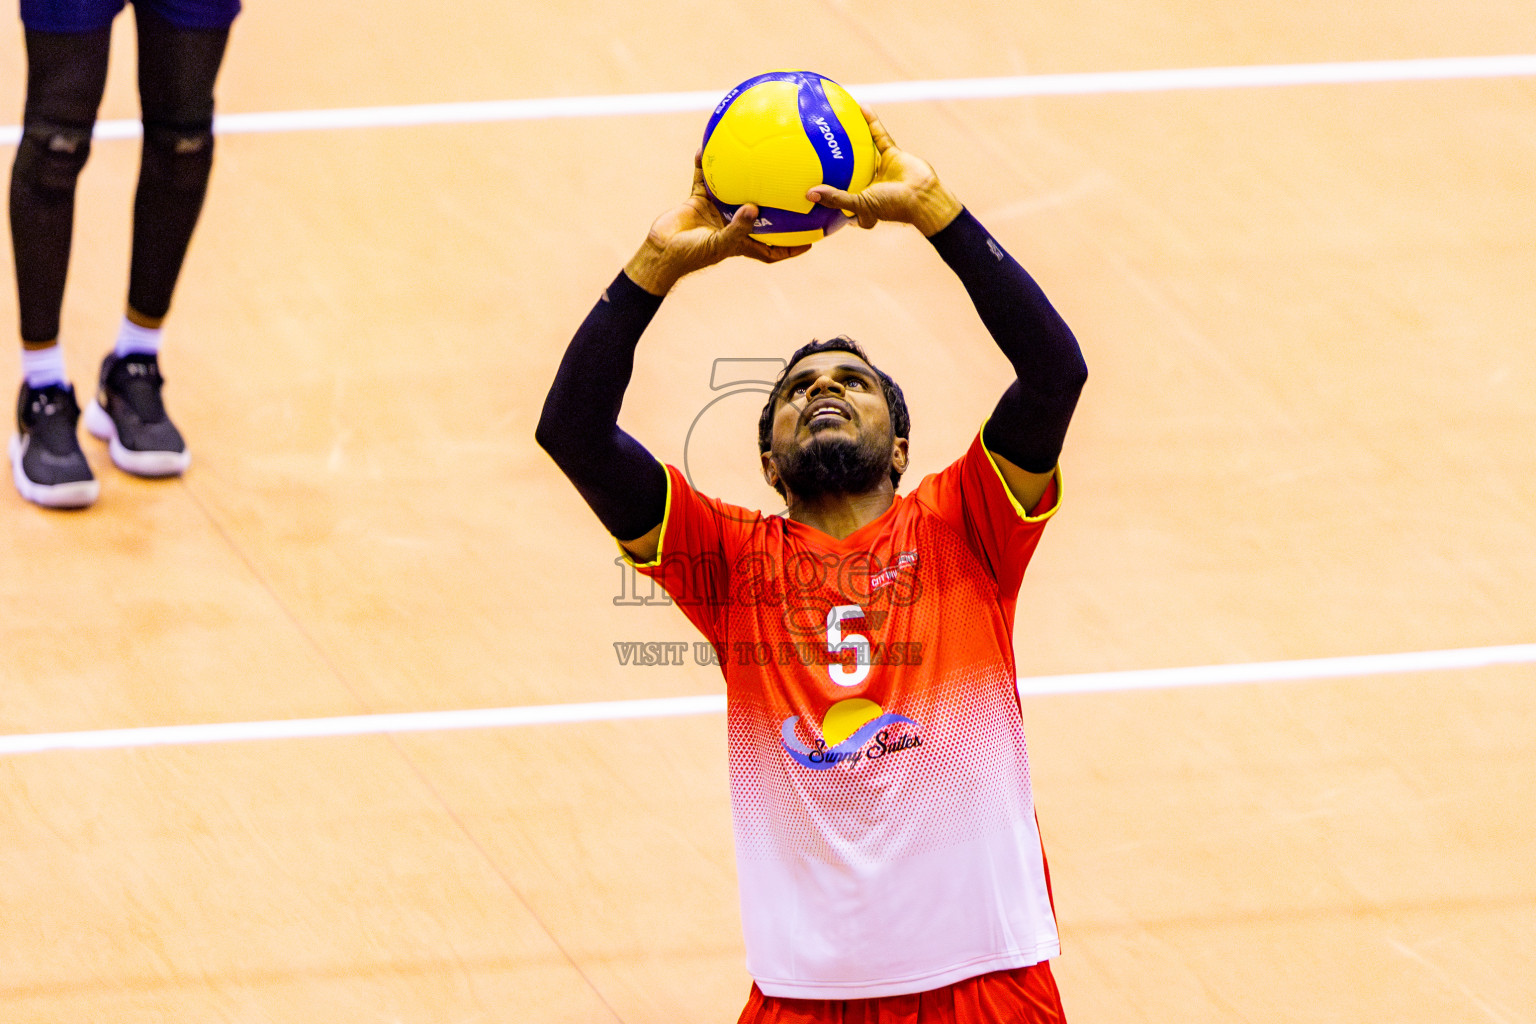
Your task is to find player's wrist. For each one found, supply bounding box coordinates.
[624,243,681,296]
[912,184,964,237]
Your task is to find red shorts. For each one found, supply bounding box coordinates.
[737,961,1066,1024]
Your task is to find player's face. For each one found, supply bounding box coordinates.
[762,351,906,498]
[776,352,889,442]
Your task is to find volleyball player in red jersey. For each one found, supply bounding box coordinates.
[538,109,1087,1023]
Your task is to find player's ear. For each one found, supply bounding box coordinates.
[760,450,779,489]
[891,436,910,476]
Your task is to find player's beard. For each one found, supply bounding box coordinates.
[774,427,893,500]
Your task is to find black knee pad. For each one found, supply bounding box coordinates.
[15,120,93,195]
[141,120,215,190]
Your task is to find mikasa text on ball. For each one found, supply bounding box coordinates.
[701,70,877,246]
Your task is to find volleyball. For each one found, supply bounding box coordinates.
[701,70,877,246]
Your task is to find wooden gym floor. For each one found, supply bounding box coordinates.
[2,1,1533,1021]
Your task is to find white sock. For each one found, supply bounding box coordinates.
[21,344,68,390]
[115,318,163,358]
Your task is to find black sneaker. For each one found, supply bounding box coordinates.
[84,352,190,477]
[9,382,100,508]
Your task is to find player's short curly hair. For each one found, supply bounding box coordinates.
[758,336,911,491]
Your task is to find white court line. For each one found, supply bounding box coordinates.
[2,643,1531,756]
[1,54,1534,144]
[1015,643,1536,696]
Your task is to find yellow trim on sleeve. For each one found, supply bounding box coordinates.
[615,459,675,569]
[977,422,1063,523]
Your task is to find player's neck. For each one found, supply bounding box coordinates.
[783,485,896,540]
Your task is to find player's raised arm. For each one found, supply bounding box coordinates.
[805,109,964,237]
[625,159,809,295]
[536,161,810,562]
[809,110,1088,513]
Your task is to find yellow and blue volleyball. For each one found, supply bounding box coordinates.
[701,70,877,246]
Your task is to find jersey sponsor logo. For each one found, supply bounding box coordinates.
[779,697,923,770]
[868,550,918,592]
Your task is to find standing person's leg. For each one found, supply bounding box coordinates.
[85,0,233,477]
[7,20,114,508]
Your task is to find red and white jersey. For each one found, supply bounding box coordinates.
[635,433,1061,999]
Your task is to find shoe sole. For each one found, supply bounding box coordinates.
[8,433,100,509]
[84,399,191,477]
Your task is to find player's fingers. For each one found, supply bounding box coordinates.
[717,203,758,247]
[861,106,896,155]
[690,161,709,199]
[694,197,728,230]
[806,185,857,213]
[811,186,881,229]
[743,239,811,262]
[811,185,884,230]
[850,205,880,230]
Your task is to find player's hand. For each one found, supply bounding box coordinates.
[625,157,811,295]
[806,108,963,237]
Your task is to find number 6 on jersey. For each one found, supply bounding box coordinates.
[825,604,871,687]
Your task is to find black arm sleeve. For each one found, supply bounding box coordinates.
[928,209,1088,473]
[535,271,670,542]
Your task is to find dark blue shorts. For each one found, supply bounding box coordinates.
[21,0,240,33]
